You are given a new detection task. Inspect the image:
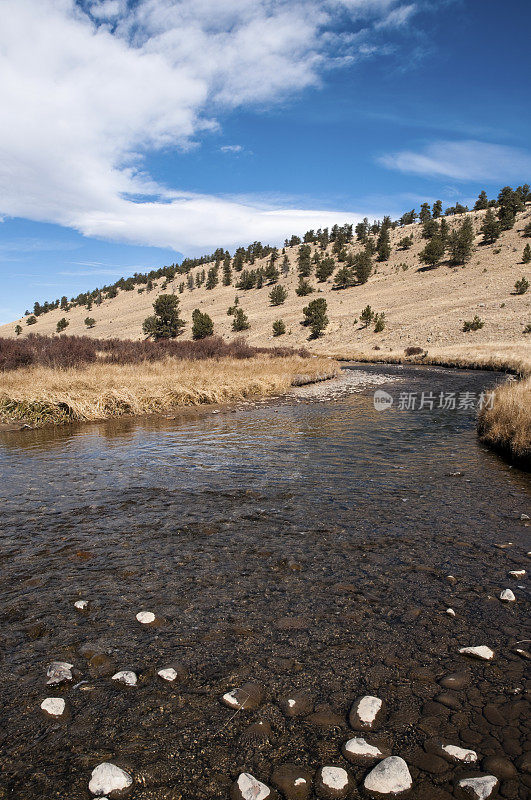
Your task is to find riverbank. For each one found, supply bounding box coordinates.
[0,355,338,427]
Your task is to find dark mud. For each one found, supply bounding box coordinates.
[0,365,529,799]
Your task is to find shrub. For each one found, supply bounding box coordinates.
[142,294,185,340]
[360,305,374,326]
[419,236,445,267]
[26,315,37,325]
[523,222,531,237]
[374,312,386,332]
[302,298,328,338]
[398,236,413,250]
[56,318,69,333]
[15,325,22,336]
[514,277,529,295]
[463,315,484,332]
[272,319,286,336]
[404,346,424,356]
[269,285,288,306]
[296,278,313,296]
[523,244,531,264]
[191,309,214,339]
[84,317,96,328]
[232,308,250,331]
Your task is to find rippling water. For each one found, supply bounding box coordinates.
[0,365,529,799]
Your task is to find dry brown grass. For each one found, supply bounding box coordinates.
[478,375,531,462]
[0,355,338,426]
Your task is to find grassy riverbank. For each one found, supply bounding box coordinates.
[478,375,531,462]
[0,354,338,426]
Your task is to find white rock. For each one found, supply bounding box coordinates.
[357,696,382,724]
[294,778,306,785]
[111,670,137,686]
[344,737,382,758]
[364,756,412,795]
[46,661,73,685]
[321,766,349,790]
[509,570,526,578]
[74,600,88,610]
[457,775,498,799]
[40,697,66,717]
[234,772,270,800]
[222,690,241,708]
[158,668,178,682]
[500,589,516,602]
[442,744,477,763]
[459,646,494,661]
[288,699,296,707]
[136,611,156,624]
[89,762,133,796]
[446,608,456,617]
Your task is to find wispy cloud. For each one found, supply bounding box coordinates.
[220,145,244,154]
[378,140,531,182]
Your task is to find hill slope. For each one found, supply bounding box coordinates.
[2,207,531,364]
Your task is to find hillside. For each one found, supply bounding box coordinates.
[2,206,531,365]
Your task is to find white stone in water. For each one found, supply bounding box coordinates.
[288,699,296,707]
[111,670,137,686]
[442,744,477,763]
[509,570,526,578]
[294,778,306,785]
[357,695,382,724]
[344,737,382,758]
[46,661,73,685]
[158,668,178,682]
[40,697,66,717]
[500,589,516,602]
[222,690,241,708]
[136,611,156,624]
[321,766,348,790]
[459,646,494,661]
[74,600,88,610]
[364,756,412,795]
[457,775,498,799]
[235,772,271,800]
[89,762,133,796]
[446,608,456,616]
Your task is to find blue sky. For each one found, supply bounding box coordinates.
[0,0,530,323]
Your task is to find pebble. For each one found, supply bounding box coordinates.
[458,646,494,661]
[111,670,137,686]
[278,691,313,717]
[46,661,73,685]
[508,570,526,578]
[88,762,133,796]
[342,736,385,763]
[157,668,179,682]
[446,608,456,617]
[456,775,498,799]
[136,611,156,624]
[500,589,516,602]
[364,756,412,795]
[315,766,351,799]
[441,744,477,763]
[40,697,66,717]
[439,672,469,690]
[482,756,517,779]
[221,682,264,711]
[271,763,313,800]
[74,600,88,610]
[230,772,271,800]
[349,695,384,730]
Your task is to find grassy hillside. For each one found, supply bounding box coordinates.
[2,206,531,365]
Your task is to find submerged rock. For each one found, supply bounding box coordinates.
[136,611,156,624]
[441,744,477,763]
[348,695,384,730]
[40,697,66,717]
[499,588,516,602]
[271,763,312,800]
[230,772,272,800]
[46,661,73,685]
[88,762,133,797]
[278,691,313,717]
[315,766,351,799]
[342,736,386,763]
[446,608,456,617]
[221,682,264,710]
[508,570,526,578]
[456,775,498,799]
[111,670,137,686]
[458,646,494,661]
[364,756,412,796]
[74,600,89,610]
[238,721,272,748]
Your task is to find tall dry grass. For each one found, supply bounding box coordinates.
[0,355,338,426]
[478,375,531,462]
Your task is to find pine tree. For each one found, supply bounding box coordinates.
[142,295,185,339]
[269,285,288,305]
[222,256,232,286]
[334,265,354,289]
[420,236,445,267]
[315,257,336,282]
[354,247,373,284]
[432,200,443,218]
[355,218,369,243]
[303,298,328,338]
[480,208,501,244]
[264,260,280,284]
[419,203,431,223]
[422,217,439,239]
[296,277,314,296]
[281,255,290,277]
[84,317,96,328]
[374,312,386,332]
[15,324,22,336]
[523,244,531,264]
[448,217,475,265]
[360,305,374,326]
[398,236,413,250]
[297,244,312,277]
[206,265,219,289]
[192,309,214,339]
[56,317,69,333]
[232,308,250,331]
[376,217,391,261]
[474,190,489,210]
[272,319,286,336]
[514,277,529,294]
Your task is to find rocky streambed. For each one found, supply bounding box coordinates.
[0,365,529,799]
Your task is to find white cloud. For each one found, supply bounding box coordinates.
[220,145,244,154]
[0,0,420,253]
[379,140,531,182]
